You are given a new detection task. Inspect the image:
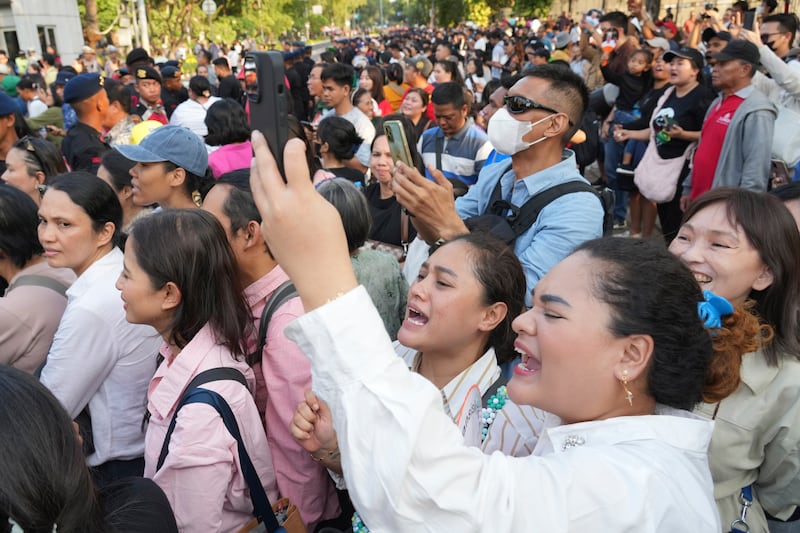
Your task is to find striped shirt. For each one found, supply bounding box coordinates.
[396,341,500,446]
[418,119,493,186]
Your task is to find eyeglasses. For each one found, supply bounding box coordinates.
[760,33,783,43]
[503,95,573,126]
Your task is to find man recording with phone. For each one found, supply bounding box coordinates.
[392,65,604,306]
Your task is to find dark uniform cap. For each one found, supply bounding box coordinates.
[63,73,105,104]
[126,47,152,67]
[55,70,77,86]
[164,60,181,68]
[0,90,17,115]
[160,66,181,79]
[135,66,162,83]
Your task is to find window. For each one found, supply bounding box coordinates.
[37,25,57,53]
[2,30,19,61]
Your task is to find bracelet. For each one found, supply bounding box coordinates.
[311,447,341,462]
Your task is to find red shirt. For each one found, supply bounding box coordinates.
[690,94,745,199]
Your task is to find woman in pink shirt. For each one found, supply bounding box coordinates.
[116,209,278,532]
[205,99,252,179]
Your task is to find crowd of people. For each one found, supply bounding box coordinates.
[1,2,799,532]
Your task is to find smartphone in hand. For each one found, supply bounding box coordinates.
[244,51,290,178]
[383,120,415,168]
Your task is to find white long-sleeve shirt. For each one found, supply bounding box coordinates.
[40,248,161,466]
[286,286,721,532]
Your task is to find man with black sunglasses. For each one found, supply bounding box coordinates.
[392,65,604,307]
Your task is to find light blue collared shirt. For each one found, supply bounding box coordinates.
[456,150,603,306]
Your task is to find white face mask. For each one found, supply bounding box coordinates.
[487,107,554,155]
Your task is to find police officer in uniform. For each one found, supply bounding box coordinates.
[133,66,168,124]
[160,66,188,119]
[60,73,110,173]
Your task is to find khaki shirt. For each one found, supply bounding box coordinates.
[696,349,800,532]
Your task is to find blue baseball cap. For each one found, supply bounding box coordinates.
[55,69,77,86]
[63,73,104,104]
[0,90,17,116]
[115,125,208,176]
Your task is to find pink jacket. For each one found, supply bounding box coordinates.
[209,141,252,178]
[144,323,278,533]
[246,266,340,528]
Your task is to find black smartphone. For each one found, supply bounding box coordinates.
[244,51,290,178]
[743,10,756,30]
[383,120,414,168]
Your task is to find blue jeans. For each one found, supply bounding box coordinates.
[604,108,639,223]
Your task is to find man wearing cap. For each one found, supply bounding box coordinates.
[0,90,20,174]
[80,46,101,74]
[60,73,110,173]
[125,48,153,72]
[133,66,168,125]
[54,69,78,131]
[212,57,242,103]
[694,28,733,90]
[551,32,573,64]
[682,40,776,207]
[160,66,188,119]
[104,45,121,79]
[284,52,306,121]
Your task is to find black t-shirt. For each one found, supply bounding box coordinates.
[650,84,715,159]
[100,477,178,532]
[626,84,670,131]
[61,122,110,173]
[161,87,189,118]
[217,74,243,102]
[324,166,365,187]
[364,182,417,246]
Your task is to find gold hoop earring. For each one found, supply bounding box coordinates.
[622,370,634,406]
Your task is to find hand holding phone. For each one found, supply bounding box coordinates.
[244,51,290,178]
[383,120,415,168]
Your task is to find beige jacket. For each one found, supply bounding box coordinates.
[696,349,800,532]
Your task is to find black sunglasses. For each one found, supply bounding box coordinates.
[504,95,573,126]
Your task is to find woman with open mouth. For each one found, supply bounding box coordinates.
[249,135,766,532]
[669,188,800,533]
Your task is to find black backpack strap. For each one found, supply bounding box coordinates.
[8,274,69,297]
[510,181,597,238]
[247,281,299,366]
[172,387,285,533]
[435,133,443,171]
[482,373,509,406]
[156,367,248,471]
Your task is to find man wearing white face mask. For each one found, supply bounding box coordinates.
[393,65,604,306]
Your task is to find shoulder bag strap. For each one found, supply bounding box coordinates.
[510,181,597,237]
[179,388,284,533]
[8,274,69,297]
[247,281,299,367]
[156,367,248,471]
[435,133,443,171]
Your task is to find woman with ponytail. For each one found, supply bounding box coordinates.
[38,172,162,486]
[670,187,800,533]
